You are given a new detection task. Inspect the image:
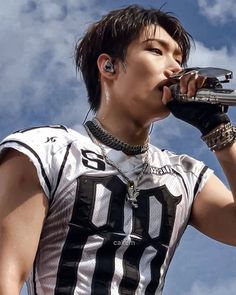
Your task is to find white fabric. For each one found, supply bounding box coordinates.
[0,125,213,295]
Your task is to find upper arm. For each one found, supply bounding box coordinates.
[190,173,236,246]
[0,149,48,290]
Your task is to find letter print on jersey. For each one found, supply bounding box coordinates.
[55,174,182,294]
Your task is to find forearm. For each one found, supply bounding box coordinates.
[215,142,236,197]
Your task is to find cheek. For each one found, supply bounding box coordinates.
[116,58,163,95]
[134,61,157,77]
[134,62,163,89]
[127,65,159,89]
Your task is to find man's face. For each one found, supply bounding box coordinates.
[112,25,183,122]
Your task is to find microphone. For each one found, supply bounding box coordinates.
[169,67,236,106]
[170,85,236,106]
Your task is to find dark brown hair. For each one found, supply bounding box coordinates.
[75,4,192,111]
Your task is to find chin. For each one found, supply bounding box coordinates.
[152,109,171,122]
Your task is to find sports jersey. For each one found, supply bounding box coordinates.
[0,125,212,295]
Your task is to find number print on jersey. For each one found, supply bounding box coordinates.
[55,175,182,294]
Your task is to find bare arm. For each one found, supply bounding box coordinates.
[162,70,236,245]
[190,143,236,246]
[0,149,48,294]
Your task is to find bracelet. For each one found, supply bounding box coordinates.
[201,122,236,151]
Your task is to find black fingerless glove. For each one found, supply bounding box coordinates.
[167,87,230,136]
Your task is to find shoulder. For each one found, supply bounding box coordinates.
[149,144,209,176]
[0,124,90,199]
[0,124,87,155]
[2,124,72,145]
[162,148,205,173]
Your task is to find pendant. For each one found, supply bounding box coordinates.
[126,182,139,208]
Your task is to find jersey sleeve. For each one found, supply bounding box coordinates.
[163,149,214,200]
[0,125,72,201]
[178,153,213,198]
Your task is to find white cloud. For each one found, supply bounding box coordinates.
[188,41,236,87]
[0,0,104,136]
[197,0,236,23]
[1,0,235,136]
[186,278,236,295]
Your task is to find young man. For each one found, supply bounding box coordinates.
[0,4,236,295]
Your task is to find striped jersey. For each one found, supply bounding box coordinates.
[0,125,212,295]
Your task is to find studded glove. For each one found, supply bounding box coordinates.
[166,85,230,135]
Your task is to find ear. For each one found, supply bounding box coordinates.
[97,54,116,80]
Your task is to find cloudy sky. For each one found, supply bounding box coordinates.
[1,0,236,294]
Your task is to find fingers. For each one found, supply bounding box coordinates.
[162,86,172,105]
[179,72,206,97]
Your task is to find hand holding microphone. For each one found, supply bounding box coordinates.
[166,67,232,135]
[170,67,236,106]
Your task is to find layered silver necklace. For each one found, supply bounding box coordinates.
[84,119,149,208]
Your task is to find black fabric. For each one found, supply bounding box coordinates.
[167,94,230,135]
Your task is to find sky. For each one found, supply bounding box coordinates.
[0,0,236,294]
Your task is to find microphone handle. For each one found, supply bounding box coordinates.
[173,87,236,106]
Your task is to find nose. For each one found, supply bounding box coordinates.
[164,63,182,79]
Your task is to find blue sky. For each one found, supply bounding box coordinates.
[1,0,236,294]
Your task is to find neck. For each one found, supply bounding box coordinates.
[84,116,150,155]
[95,113,150,146]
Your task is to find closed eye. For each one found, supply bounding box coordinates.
[147,48,163,55]
[148,49,182,65]
[175,59,182,66]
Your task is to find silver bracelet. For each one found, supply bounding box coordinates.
[201,122,236,151]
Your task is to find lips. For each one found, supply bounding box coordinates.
[158,79,176,91]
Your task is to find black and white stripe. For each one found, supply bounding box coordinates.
[0,140,51,193]
[0,126,212,295]
[54,174,182,294]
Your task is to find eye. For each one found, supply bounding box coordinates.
[147,48,163,55]
[175,59,182,66]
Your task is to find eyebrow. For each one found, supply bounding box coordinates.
[143,38,182,57]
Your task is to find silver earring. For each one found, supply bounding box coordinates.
[104,60,115,73]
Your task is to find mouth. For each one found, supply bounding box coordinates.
[157,79,176,91]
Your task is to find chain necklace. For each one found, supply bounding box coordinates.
[84,118,149,155]
[84,123,149,208]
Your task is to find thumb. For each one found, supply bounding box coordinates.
[162,86,172,105]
